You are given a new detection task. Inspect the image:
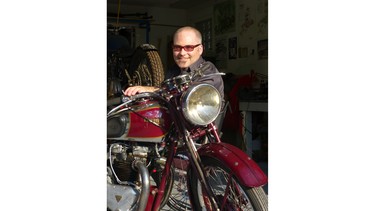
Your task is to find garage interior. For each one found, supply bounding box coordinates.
[107,0,268,198]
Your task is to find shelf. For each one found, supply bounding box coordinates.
[239,101,268,112]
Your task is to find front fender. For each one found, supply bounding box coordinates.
[198,142,267,187]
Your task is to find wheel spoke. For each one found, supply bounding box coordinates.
[204,165,255,210]
[166,156,192,210]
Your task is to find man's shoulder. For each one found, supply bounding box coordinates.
[203,60,216,68]
[200,60,219,73]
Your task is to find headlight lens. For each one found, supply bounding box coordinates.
[181,84,222,126]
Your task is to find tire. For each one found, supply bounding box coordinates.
[127,44,164,87]
[188,157,268,211]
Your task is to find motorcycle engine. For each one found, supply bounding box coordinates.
[108,143,146,182]
[107,143,150,211]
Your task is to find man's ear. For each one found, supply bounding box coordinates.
[199,44,204,54]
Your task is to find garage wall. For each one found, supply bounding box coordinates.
[184,0,268,76]
[108,0,268,76]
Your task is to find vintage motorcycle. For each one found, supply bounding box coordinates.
[107,64,268,211]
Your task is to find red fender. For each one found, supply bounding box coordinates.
[198,142,267,187]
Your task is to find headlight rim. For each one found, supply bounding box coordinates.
[181,83,222,126]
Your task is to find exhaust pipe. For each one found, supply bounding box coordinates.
[134,160,150,211]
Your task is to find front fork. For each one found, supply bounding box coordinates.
[185,128,220,211]
[150,140,177,211]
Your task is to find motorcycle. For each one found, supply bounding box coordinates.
[107,64,268,211]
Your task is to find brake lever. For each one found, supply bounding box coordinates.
[121,95,131,103]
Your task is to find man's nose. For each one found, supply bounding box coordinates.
[179,48,187,55]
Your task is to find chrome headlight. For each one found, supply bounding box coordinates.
[181,84,222,126]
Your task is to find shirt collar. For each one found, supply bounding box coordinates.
[185,57,205,72]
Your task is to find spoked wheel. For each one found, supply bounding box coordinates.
[166,154,192,210]
[127,44,164,87]
[188,157,268,211]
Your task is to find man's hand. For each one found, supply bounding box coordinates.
[123,86,159,96]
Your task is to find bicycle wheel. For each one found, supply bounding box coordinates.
[188,157,268,211]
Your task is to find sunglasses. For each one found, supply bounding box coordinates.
[172,44,201,52]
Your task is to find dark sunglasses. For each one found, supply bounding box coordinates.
[172,44,201,52]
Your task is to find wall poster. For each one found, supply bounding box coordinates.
[257,39,268,60]
[215,37,228,69]
[213,0,235,35]
[228,37,237,59]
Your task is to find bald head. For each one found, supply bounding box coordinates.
[173,26,202,44]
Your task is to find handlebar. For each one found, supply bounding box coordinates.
[107,69,225,107]
[107,96,131,107]
[107,92,165,116]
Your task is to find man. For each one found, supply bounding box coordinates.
[123,26,224,99]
